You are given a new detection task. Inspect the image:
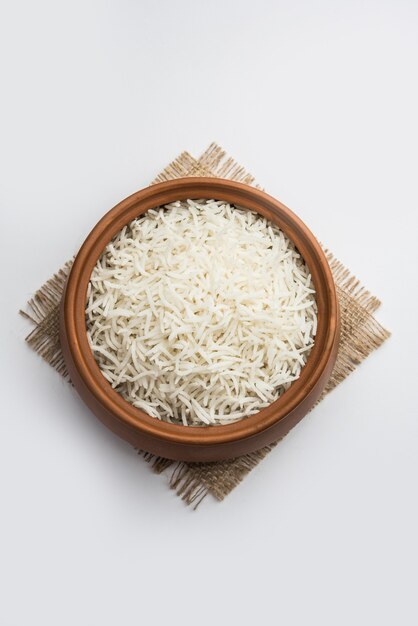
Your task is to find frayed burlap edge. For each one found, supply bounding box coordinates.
[20,142,390,508]
[20,262,73,379]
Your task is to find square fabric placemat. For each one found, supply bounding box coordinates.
[21,143,390,507]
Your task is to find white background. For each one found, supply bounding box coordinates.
[1,1,417,624]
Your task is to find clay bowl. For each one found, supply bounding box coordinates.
[60,177,340,462]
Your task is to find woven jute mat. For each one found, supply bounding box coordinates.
[21,143,390,508]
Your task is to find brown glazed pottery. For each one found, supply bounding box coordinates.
[60,178,340,462]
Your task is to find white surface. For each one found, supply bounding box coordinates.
[1,1,417,624]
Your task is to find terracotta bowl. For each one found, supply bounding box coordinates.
[60,177,340,462]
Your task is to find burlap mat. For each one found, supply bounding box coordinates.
[21,143,390,508]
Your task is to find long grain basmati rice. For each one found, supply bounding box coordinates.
[86,199,317,426]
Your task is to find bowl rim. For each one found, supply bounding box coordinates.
[62,177,339,447]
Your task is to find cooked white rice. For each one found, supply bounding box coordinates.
[86,199,317,426]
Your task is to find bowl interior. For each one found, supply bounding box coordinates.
[64,178,338,446]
